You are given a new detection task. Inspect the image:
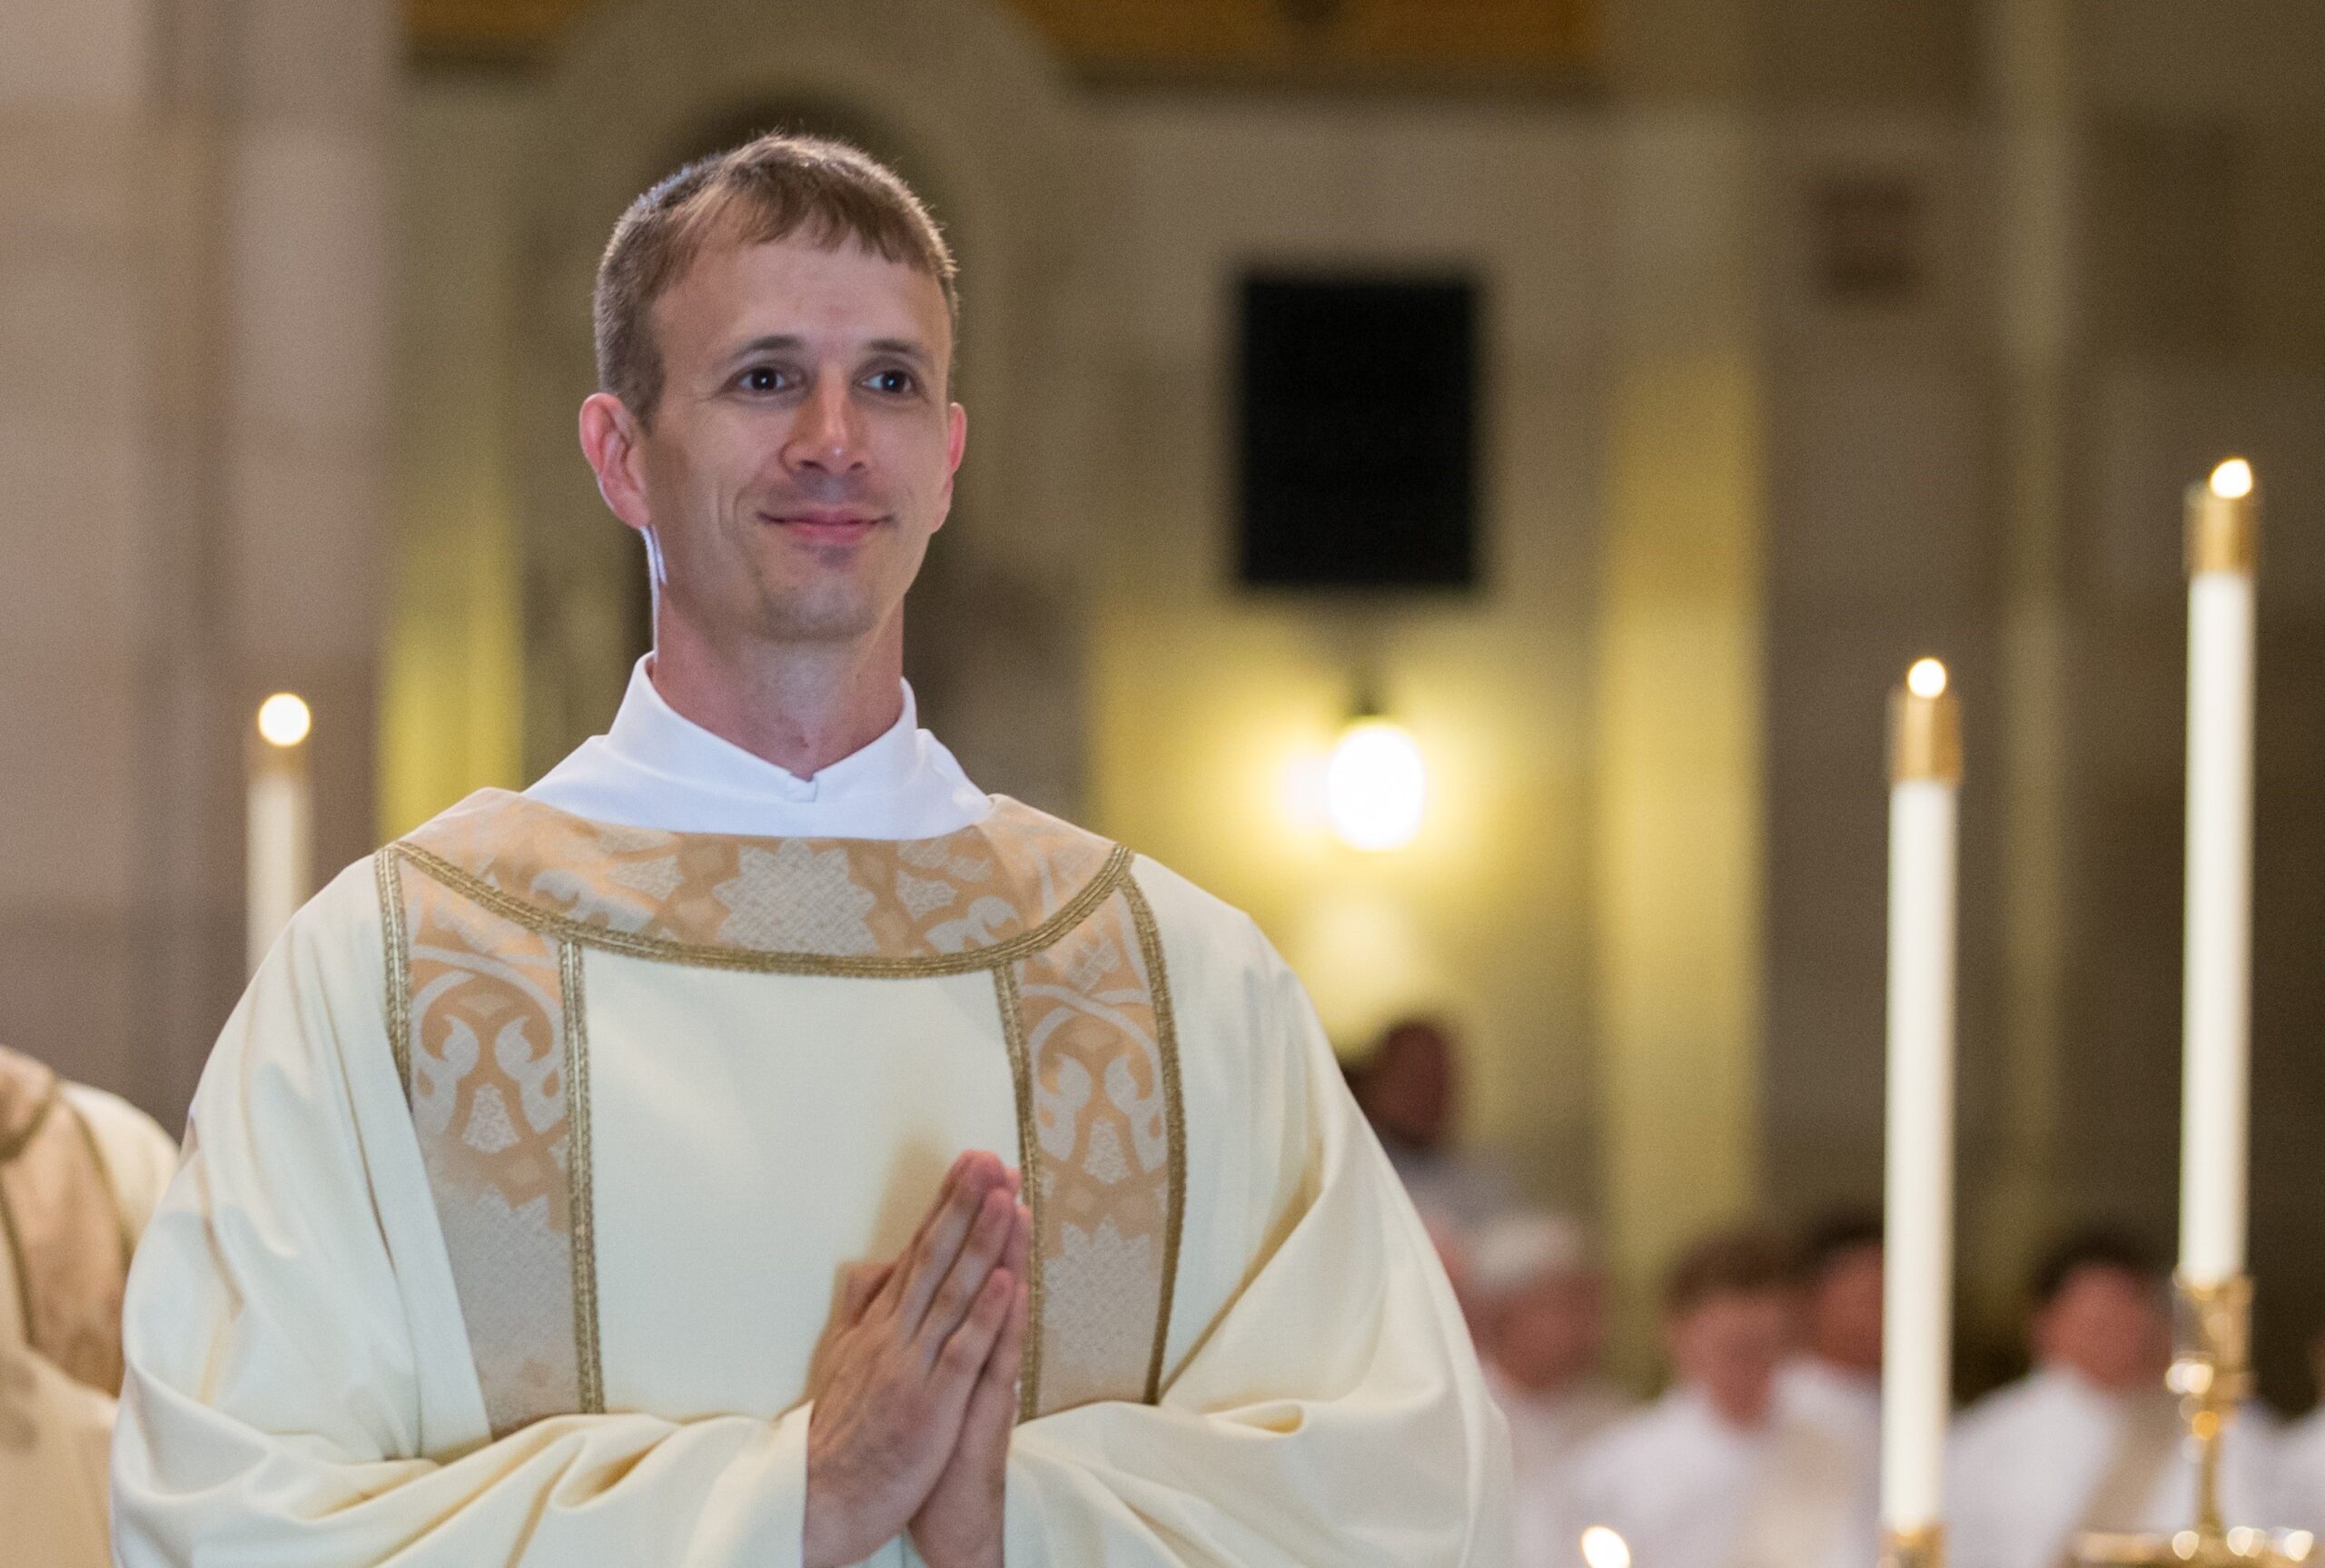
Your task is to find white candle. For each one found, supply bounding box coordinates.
[248,693,314,975]
[2179,459,2258,1286]
[1882,657,1960,1535]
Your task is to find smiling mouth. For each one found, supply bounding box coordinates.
[761,512,888,544]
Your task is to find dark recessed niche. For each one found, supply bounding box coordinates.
[1236,272,1479,591]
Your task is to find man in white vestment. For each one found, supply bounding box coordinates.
[1568,1228,1863,1568]
[1468,1211,1630,1568]
[1946,1231,2279,1568]
[111,133,1509,1568]
[0,1041,177,1568]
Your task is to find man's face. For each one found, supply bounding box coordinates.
[1362,1025,1454,1149]
[602,230,965,656]
[1806,1244,1885,1375]
[2033,1266,2169,1394]
[1667,1288,1792,1429]
[1488,1270,1606,1395]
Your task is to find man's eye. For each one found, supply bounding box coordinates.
[866,369,915,395]
[738,366,788,393]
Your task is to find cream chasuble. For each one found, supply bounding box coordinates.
[0,1045,178,1568]
[114,676,1509,1568]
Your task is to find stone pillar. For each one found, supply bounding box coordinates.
[0,0,392,1123]
[1591,5,1771,1368]
[1968,0,2077,1343]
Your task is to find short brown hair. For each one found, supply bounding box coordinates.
[1662,1225,1795,1317]
[593,133,958,427]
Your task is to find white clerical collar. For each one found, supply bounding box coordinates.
[524,656,992,840]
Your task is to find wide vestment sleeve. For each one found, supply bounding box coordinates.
[110,861,812,1568]
[994,862,1513,1567]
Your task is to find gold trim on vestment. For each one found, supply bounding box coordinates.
[392,841,1137,981]
[1121,873,1187,1403]
[379,798,1188,1428]
[561,940,606,1415]
[992,962,1045,1423]
[61,1099,134,1270]
[0,1079,56,1165]
[0,1165,31,1344]
[0,1080,58,1340]
[374,850,413,1096]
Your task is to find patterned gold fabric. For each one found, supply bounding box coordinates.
[381,859,596,1438]
[1005,883,1182,1415]
[0,1046,131,1397]
[398,790,1122,970]
[379,792,1183,1433]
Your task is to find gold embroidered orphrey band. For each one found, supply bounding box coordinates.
[374,791,1187,1435]
[0,1045,135,1398]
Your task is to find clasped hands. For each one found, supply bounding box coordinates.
[803,1151,1032,1568]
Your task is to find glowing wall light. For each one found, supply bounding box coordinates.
[1324,716,1426,852]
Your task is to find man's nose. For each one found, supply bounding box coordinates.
[785,376,867,474]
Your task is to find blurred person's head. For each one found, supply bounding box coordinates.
[1470,1210,1605,1395]
[1663,1226,1796,1429]
[2027,1229,2168,1395]
[1796,1209,1885,1376]
[579,133,964,675]
[1353,1017,1457,1151]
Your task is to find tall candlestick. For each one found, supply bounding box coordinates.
[248,693,314,975]
[2180,458,2258,1287]
[1881,657,1960,1559]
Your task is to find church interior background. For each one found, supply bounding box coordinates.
[5,0,2325,1401]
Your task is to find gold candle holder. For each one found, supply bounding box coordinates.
[1881,1524,1945,1568]
[2074,1277,2316,1566]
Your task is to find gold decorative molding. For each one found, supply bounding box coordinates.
[408,0,1599,81]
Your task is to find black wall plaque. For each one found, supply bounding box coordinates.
[1237,273,1479,590]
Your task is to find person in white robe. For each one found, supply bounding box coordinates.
[1468,1210,1630,1568]
[111,131,1509,1568]
[0,1041,176,1568]
[1772,1210,1884,1567]
[1350,1019,1513,1234]
[1775,1211,1883,1447]
[2271,1331,2325,1533]
[1946,1230,2279,1568]
[1567,1227,1863,1568]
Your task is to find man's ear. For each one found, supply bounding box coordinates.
[579,392,652,533]
[931,400,968,533]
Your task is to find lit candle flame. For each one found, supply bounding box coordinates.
[1906,658,1948,700]
[2210,458,2254,500]
[256,693,312,748]
[1579,1527,1631,1568]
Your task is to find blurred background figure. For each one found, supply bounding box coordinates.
[1946,1229,2279,1568]
[1567,1225,1863,1568]
[1778,1209,1885,1444]
[0,1042,177,1568]
[1351,1016,1512,1232]
[2272,1328,2325,1531]
[1775,1210,1885,1568]
[1469,1208,1631,1567]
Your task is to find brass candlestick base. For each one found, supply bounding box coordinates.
[2074,1277,2317,1567]
[1880,1524,1944,1568]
